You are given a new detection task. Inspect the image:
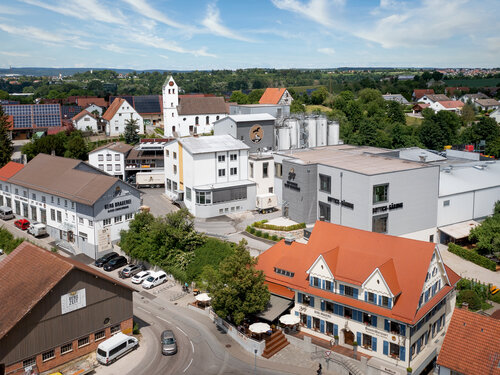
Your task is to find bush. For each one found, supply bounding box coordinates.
[0,228,24,254]
[252,221,306,231]
[185,238,235,283]
[249,226,256,234]
[255,230,262,237]
[271,234,279,241]
[133,322,140,335]
[262,232,270,239]
[448,243,496,271]
[456,289,482,311]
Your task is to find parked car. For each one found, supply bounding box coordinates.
[96,332,138,365]
[131,271,151,284]
[27,222,47,237]
[142,271,167,289]
[14,219,30,230]
[103,256,128,271]
[161,330,177,355]
[0,206,14,220]
[121,264,145,278]
[95,252,119,267]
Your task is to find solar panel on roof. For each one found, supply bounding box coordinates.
[2,104,61,129]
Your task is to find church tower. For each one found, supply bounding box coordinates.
[162,76,179,137]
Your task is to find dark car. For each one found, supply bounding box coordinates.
[121,264,145,278]
[95,252,119,267]
[103,256,128,272]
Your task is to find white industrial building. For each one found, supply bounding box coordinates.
[164,135,256,218]
[103,98,144,137]
[0,154,141,259]
[275,116,340,151]
[88,142,133,180]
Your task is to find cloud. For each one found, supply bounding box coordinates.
[0,5,24,15]
[201,4,255,42]
[121,0,189,30]
[20,0,127,25]
[106,44,129,54]
[318,47,335,55]
[130,33,216,57]
[0,51,30,57]
[271,0,341,28]
[159,54,169,60]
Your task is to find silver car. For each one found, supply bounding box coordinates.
[161,330,177,355]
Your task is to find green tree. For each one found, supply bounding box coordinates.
[124,117,140,144]
[64,131,88,160]
[229,90,248,104]
[461,103,476,125]
[0,107,14,167]
[345,100,363,126]
[472,117,500,143]
[468,201,500,255]
[358,88,382,104]
[485,137,500,158]
[247,89,264,104]
[204,240,270,324]
[387,100,406,124]
[290,100,305,113]
[310,87,328,105]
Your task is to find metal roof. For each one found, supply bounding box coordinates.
[225,113,276,122]
[179,135,249,154]
[439,161,500,196]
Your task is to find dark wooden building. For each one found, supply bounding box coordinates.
[0,242,134,375]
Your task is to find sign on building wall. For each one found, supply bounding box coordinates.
[98,227,112,251]
[61,288,86,315]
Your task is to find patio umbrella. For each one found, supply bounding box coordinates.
[249,322,271,334]
[195,293,212,302]
[279,314,300,325]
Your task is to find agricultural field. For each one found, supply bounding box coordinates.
[305,105,331,113]
[405,115,423,126]
[445,78,500,88]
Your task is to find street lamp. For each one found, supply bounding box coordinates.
[254,349,257,375]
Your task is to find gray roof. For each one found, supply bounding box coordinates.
[226,113,276,122]
[177,96,228,115]
[179,135,249,154]
[439,161,500,196]
[398,148,447,163]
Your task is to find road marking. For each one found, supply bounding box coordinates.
[177,327,188,337]
[155,315,171,324]
[190,340,194,354]
[136,306,149,313]
[183,358,193,373]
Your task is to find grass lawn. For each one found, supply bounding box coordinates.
[306,105,331,113]
[290,85,326,93]
[405,115,423,126]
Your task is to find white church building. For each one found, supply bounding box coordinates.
[162,76,228,138]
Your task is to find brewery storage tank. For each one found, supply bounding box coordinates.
[317,117,327,146]
[278,127,291,150]
[328,121,340,145]
[307,117,317,148]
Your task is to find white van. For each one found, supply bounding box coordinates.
[96,332,138,365]
[0,206,14,220]
[142,271,167,289]
[27,222,47,237]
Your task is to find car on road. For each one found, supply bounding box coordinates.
[14,219,30,230]
[96,332,138,365]
[27,222,47,237]
[103,256,128,272]
[131,270,151,284]
[95,252,119,267]
[0,206,15,220]
[161,330,177,355]
[142,271,167,289]
[121,264,145,278]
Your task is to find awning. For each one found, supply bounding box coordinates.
[439,220,480,239]
[256,294,294,323]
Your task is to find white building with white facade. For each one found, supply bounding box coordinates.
[72,110,98,132]
[162,76,228,138]
[88,142,133,180]
[103,98,144,137]
[248,153,278,212]
[164,135,256,218]
[0,154,141,259]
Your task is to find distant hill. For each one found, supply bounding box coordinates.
[0,67,190,76]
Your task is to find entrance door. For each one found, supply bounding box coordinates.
[343,329,354,345]
[283,206,289,218]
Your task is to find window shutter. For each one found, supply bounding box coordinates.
[307,316,311,329]
[333,303,339,315]
[372,337,377,351]
[320,320,325,333]
[399,346,406,361]
[356,332,361,345]
[378,295,382,305]
[383,340,389,355]
[388,298,392,308]
[355,310,362,322]
[384,319,390,331]
[295,311,299,316]
[371,315,377,327]
[310,277,313,287]
[322,279,325,290]
[339,305,344,316]
[298,293,303,304]
[334,324,338,337]
[353,288,359,299]
[321,300,325,311]
[364,291,368,301]
[339,284,344,295]
[309,296,315,307]
[331,281,334,292]
[400,324,406,337]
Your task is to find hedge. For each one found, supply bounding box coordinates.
[448,243,496,271]
[252,220,306,231]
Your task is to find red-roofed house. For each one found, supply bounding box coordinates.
[259,88,293,105]
[256,221,460,374]
[437,308,500,375]
[0,161,24,182]
[102,98,144,137]
[412,89,435,101]
[72,110,98,132]
[430,100,465,114]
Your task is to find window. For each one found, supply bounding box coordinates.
[107,154,112,161]
[23,357,36,368]
[57,197,60,205]
[64,199,68,207]
[99,164,104,170]
[115,154,120,161]
[218,169,226,177]
[195,116,199,125]
[263,162,269,178]
[325,280,332,291]
[319,201,331,222]
[23,190,27,198]
[51,196,54,203]
[367,292,375,303]
[42,349,55,362]
[249,163,254,178]
[206,116,209,124]
[57,211,62,223]
[114,215,122,223]
[42,195,46,203]
[186,187,192,201]
[302,294,311,305]
[373,184,389,203]
[78,336,89,348]
[313,317,320,330]
[115,164,120,171]
[443,200,450,207]
[218,155,225,163]
[172,181,177,191]
[196,191,212,205]
[269,187,274,193]
[107,165,112,171]
[165,149,169,157]
[50,208,56,221]
[230,154,237,161]
[173,152,177,160]
[216,115,220,120]
[79,217,84,224]
[61,342,73,355]
[362,334,372,349]
[32,193,36,200]
[230,167,237,175]
[103,218,111,226]
[98,154,104,161]
[344,307,353,319]
[110,324,121,334]
[325,301,334,313]
[319,174,331,193]
[312,277,320,287]
[372,214,388,233]
[363,313,372,325]
[382,296,390,308]
[15,188,18,195]
[274,162,282,177]
[88,220,93,226]
[389,343,399,358]
[95,330,106,341]
[390,321,400,334]
[166,179,172,191]
[173,165,177,174]
[344,285,355,297]
[125,213,133,220]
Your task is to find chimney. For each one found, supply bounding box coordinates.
[462,302,469,310]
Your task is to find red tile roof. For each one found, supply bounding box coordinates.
[267,281,295,299]
[445,86,470,95]
[102,98,126,121]
[0,161,24,181]
[256,221,460,325]
[71,109,95,122]
[0,242,133,340]
[413,89,434,100]
[438,100,465,109]
[76,97,107,108]
[6,115,13,130]
[437,308,500,375]
[259,88,287,104]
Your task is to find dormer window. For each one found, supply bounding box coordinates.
[274,267,294,278]
[381,296,390,307]
[367,292,375,303]
[312,277,320,287]
[325,280,332,291]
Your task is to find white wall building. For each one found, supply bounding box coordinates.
[162,76,228,138]
[164,135,256,218]
[0,154,141,259]
[248,153,278,212]
[429,101,464,114]
[84,104,104,116]
[72,110,98,132]
[88,142,133,180]
[103,98,144,137]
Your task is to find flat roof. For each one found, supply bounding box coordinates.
[278,145,430,175]
[439,161,500,196]
[179,134,249,154]
[227,113,276,122]
[439,220,480,239]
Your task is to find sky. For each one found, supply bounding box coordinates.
[0,0,499,70]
